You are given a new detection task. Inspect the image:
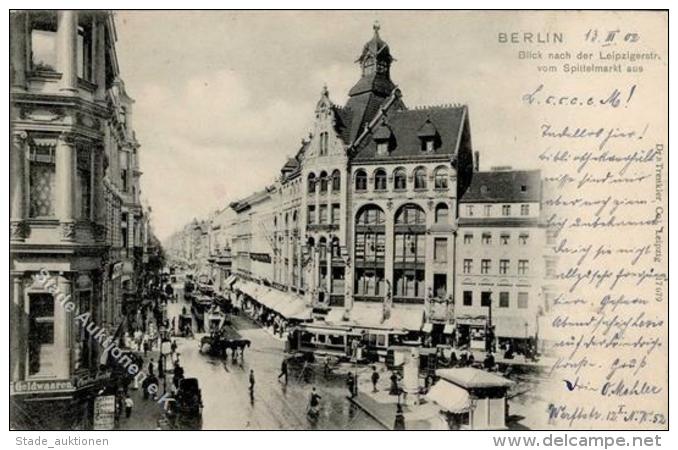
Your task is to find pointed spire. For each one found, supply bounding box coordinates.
[373,20,381,37]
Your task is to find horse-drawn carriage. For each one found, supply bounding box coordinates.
[199,332,251,360]
[166,377,203,429]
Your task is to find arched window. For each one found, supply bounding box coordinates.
[319,171,328,193]
[331,169,341,192]
[394,168,407,191]
[435,203,449,224]
[355,169,367,191]
[414,167,427,189]
[354,205,386,298]
[395,203,426,225]
[307,173,316,193]
[434,166,449,189]
[374,168,387,191]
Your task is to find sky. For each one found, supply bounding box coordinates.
[112,11,664,241]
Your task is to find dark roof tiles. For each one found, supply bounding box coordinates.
[460,170,542,203]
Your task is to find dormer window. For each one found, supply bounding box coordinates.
[417,118,440,153]
[373,119,394,156]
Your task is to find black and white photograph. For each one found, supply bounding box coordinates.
[7,7,668,437]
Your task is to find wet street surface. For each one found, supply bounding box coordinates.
[167,291,381,430]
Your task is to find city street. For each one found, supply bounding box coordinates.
[165,289,381,430]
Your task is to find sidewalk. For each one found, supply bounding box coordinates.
[347,368,445,430]
[117,346,175,430]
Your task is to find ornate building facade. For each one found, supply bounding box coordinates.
[10,11,145,429]
[229,24,477,344]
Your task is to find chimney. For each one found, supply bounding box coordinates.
[473,151,480,172]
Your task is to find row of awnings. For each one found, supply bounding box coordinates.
[233,279,311,321]
[323,304,426,333]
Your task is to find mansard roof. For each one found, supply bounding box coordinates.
[460,169,542,203]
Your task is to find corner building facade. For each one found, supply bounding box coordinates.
[231,25,475,345]
[10,11,144,429]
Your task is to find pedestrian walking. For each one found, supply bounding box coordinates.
[278,359,288,384]
[124,394,134,418]
[346,372,355,398]
[249,369,255,397]
[142,334,150,356]
[148,358,155,377]
[371,366,380,393]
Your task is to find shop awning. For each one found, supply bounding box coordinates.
[233,280,261,299]
[383,308,425,332]
[494,315,537,339]
[443,323,455,334]
[324,307,350,325]
[426,380,471,414]
[421,322,433,333]
[346,303,384,329]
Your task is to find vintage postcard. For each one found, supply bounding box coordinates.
[8,10,668,432]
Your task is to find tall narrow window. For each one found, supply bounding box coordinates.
[77,17,94,81]
[463,233,473,245]
[393,168,406,190]
[466,205,474,216]
[521,204,530,216]
[499,292,510,308]
[414,167,427,189]
[502,205,511,216]
[355,169,367,192]
[76,149,91,220]
[394,204,426,301]
[434,167,448,189]
[307,173,316,193]
[434,238,447,262]
[319,171,328,193]
[319,132,328,156]
[30,12,57,72]
[331,170,341,192]
[463,291,473,306]
[484,204,492,216]
[482,233,492,245]
[354,205,386,298]
[499,259,509,275]
[28,293,55,376]
[319,205,328,224]
[331,204,340,225]
[463,259,472,274]
[519,233,529,246]
[120,151,129,192]
[28,144,56,218]
[374,169,387,191]
[307,205,316,224]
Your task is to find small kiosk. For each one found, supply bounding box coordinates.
[427,367,513,430]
